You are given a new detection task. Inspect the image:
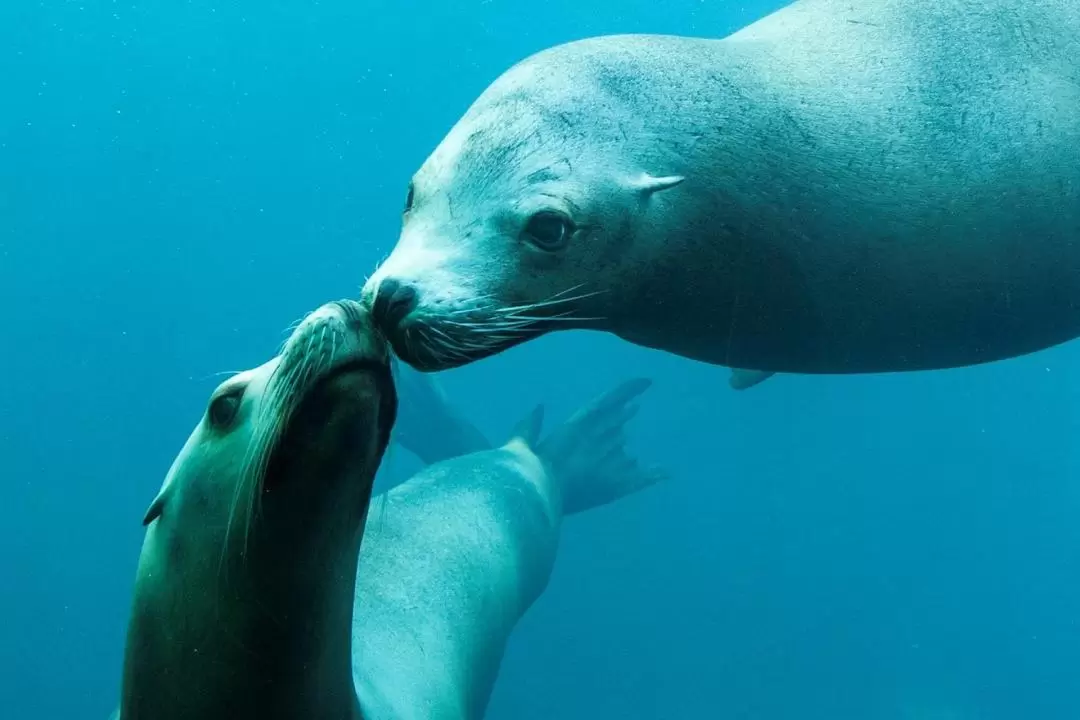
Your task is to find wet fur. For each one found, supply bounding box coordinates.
[116,301,394,720]
[365,0,1080,375]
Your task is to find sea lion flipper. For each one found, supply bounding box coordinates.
[728,369,775,390]
[509,405,545,447]
[536,378,666,515]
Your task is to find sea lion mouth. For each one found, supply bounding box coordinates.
[307,357,395,399]
[365,274,609,371]
[306,356,397,450]
[257,356,396,502]
[237,300,397,504]
[387,320,541,371]
[362,266,617,370]
[386,298,602,371]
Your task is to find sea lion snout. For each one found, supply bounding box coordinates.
[370,278,418,336]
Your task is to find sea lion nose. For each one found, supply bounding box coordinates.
[371,278,418,332]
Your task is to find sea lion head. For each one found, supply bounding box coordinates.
[362,44,685,370]
[141,299,396,551]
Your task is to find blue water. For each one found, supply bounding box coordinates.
[3,1,1080,718]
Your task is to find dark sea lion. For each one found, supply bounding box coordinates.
[115,299,395,719]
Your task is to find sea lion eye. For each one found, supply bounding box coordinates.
[523,211,573,252]
[207,388,243,430]
[403,183,415,214]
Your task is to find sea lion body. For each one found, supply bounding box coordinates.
[353,438,559,719]
[355,377,660,719]
[364,0,1080,377]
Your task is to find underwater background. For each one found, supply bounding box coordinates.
[3,0,1080,718]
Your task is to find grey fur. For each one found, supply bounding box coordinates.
[364,0,1080,377]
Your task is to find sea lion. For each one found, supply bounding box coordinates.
[111,300,660,719]
[115,299,397,720]
[352,375,662,719]
[361,0,1080,389]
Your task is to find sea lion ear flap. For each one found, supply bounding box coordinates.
[628,172,685,197]
[508,405,545,448]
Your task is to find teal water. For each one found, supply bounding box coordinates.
[2,1,1079,718]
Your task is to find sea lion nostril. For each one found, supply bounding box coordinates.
[371,279,418,331]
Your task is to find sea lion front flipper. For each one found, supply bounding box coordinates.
[728,369,775,390]
[508,404,545,447]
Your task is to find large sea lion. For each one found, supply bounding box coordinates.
[362,0,1080,389]
[111,300,660,719]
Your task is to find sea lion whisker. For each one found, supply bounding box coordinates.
[441,317,535,333]
[414,327,446,363]
[417,333,445,367]
[203,370,245,380]
[494,288,606,314]
[434,314,527,332]
[402,326,417,360]
[228,346,313,564]
[426,325,481,359]
[549,282,588,298]
[420,326,464,365]
[279,310,316,351]
[423,320,524,362]
[460,323,532,341]
[497,310,584,323]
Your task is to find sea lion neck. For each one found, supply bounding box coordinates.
[119,507,370,720]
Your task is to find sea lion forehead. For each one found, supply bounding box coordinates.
[425,98,558,173]
[418,92,622,215]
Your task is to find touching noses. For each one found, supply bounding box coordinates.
[370,278,418,333]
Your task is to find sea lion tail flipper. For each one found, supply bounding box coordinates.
[390,359,492,465]
[728,369,775,390]
[536,378,667,515]
[509,404,545,447]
